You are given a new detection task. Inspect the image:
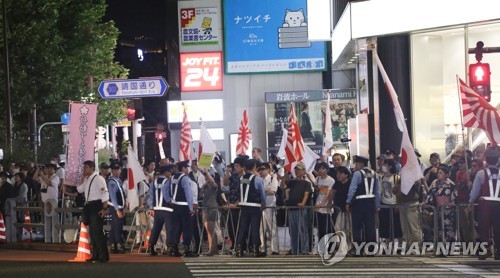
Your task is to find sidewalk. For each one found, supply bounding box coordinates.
[0,242,77,253]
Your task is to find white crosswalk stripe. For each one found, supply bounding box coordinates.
[183,255,497,277]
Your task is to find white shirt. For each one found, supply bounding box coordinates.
[41,174,60,203]
[262,174,278,206]
[316,175,335,214]
[190,179,199,205]
[77,173,109,203]
[191,170,206,188]
[56,167,65,181]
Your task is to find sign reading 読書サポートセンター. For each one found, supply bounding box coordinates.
[223,0,326,74]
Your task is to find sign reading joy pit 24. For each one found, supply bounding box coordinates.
[180,52,223,92]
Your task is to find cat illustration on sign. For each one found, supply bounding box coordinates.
[278,8,311,49]
[282,9,307,27]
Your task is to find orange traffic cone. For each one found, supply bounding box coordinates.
[69,223,92,262]
[0,213,6,243]
[140,230,151,251]
[23,212,32,242]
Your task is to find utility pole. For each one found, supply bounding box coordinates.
[3,0,12,154]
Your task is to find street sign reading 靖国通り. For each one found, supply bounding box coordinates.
[97,77,169,99]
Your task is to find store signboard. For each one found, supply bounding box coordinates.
[223,0,326,74]
[179,6,220,46]
[265,89,357,155]
[180,52,223,92]
[167,99,223,123]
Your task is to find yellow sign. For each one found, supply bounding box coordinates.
[198,153,214,169]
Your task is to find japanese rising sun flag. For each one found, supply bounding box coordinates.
[458,77,500,146]
[236,109,252,155]
[375,53,423,194]
[179,109,193,162]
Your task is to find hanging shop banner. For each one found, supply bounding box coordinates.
[223,0,326,74]
[180,52,223,92]
[178,0,221,51]
[65,103,98,186]
[265,89,357,155]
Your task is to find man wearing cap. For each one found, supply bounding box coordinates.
[0,171,13,216]
[346,155,380,255]
[77,160,109,263]
[424,153,446,190]
[99,162,110,180]
[235,159,266,257]
[258,162,279,255]
[469,147,500,260]
[280,162,312,255]
[107,161,127,254]
[170,160,196,257]
[148,165,175,256]
[385,149,401,173]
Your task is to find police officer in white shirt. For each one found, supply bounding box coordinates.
[77,160,110,263]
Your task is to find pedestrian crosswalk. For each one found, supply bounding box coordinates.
[184,255,500,277]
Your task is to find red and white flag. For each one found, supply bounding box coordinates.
[375,53,423,194]
[284,103,307,172]
[236,109,252,155]
[179,109,193,162]
[127,146,147,211]
[458,77,500,146]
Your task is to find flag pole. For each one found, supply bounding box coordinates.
[456,75,470,171]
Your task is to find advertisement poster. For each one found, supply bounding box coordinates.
[265,90,356,156]
[223,0,326,74]
[180,7,220,46]
[180,52,223,92]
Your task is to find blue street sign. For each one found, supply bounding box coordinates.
[97,77,169,99]
[61,113,71,125]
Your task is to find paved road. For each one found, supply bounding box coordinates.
[1,250,500,277]
[184,255,500,277]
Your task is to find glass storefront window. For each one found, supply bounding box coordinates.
[411,22,500,162]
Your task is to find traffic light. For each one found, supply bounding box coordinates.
[469,62,491,102]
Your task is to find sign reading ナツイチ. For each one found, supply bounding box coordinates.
[223,0,326,74]
[98,77,169,99]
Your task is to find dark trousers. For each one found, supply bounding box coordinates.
[192,205,204,252]
[351,199,377,246]
[316,212,334,242]
[87,201,109,261]
[236,206,262,248]
[108,207,124,244]
[227,208,241,249]
[150,210,173,246]
[478,201,500,249]
[172,204,193,248]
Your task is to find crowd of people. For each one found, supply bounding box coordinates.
[0,145,498,261]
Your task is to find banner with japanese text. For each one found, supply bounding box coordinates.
[65,103,98,186]
[223,0,326,73]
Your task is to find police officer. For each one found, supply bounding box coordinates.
[170,160,196,257]
[346,155,380,256]
[77,160,109,263]
[107,161,126,254]
[469,147,500,260]
[235,159,267,257]
[147,165,175,256]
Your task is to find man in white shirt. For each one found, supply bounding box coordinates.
[258,163,279,255]
[36,163,60,243]
[189,160,206,255]
[77,160,109,263]
[315,162,335,242]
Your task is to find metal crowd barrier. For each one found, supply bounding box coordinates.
[7,201,483,257]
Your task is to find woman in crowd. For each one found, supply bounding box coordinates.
[425,166,457,249]
[378,159,403,243]
[201,169,220,256]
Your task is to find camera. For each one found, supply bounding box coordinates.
[41,187,48,193]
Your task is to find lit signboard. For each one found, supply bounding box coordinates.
[180,52,223,92]
[167,99,223,123]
